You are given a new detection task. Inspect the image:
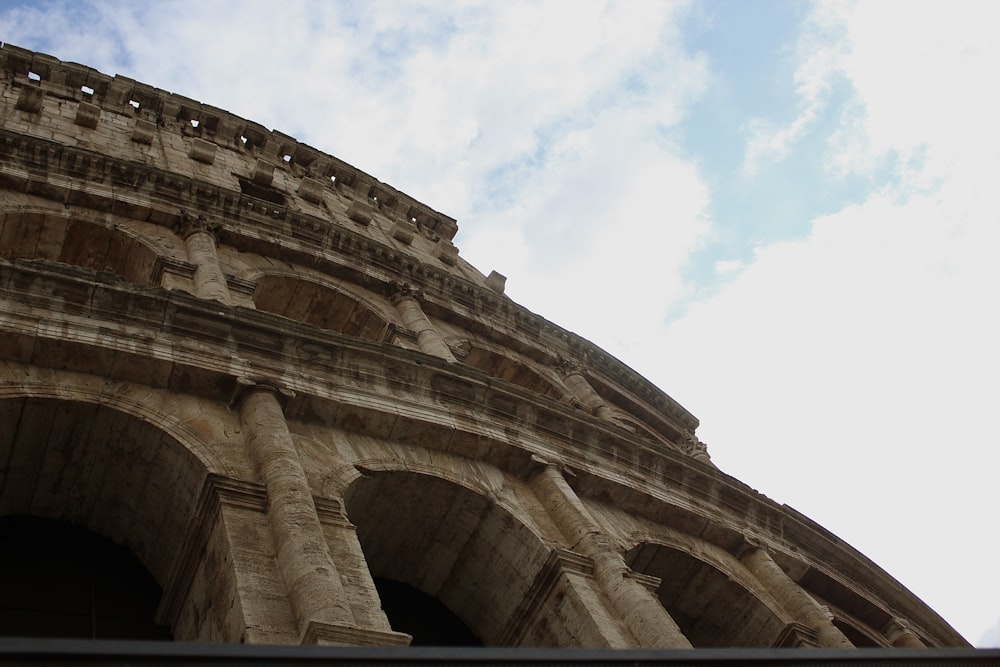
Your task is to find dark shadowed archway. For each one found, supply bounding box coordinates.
[0,397,213,640]
[627,542,788,647]
[344,470,569,647]
[0,515,171,640]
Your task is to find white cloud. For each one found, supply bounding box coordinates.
[653,0,1000,644]
[741,4,847,176]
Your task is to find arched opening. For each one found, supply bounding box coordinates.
[372,576,481,646]
[794,566,894,648]
[463,346,563,399]
[343,470,558,646]
[0,212,159,285]
[627,542,787,647]
[253,275,389,341]
[0,397,211,640]
[0,515,171,640]
[833,618,883,647]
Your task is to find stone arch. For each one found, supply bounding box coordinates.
[0,374,238,479]
[791,564,896,648]
[461,343,564,399]
[832,616,888,647]
[0,210,161,285]
[626,541,789,647]
[251,272,391,341]
[0,390,223,641]
[0,515,171,640]
[342,468,569,646]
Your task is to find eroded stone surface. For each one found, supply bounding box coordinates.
[0,43,967,649]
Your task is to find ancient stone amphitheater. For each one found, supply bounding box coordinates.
[0,43,967,650]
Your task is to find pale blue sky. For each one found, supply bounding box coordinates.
[2,0,998,646]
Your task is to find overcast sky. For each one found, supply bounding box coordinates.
[2,0,998,647]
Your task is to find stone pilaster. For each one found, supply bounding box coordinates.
[740,544,854,648]
[237,380,356,641]
[529,458,692,648]
[175,213,233,304]
[389,284,456,362]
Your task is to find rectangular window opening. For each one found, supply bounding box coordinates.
[81,85,94,96]
[27,71,40,81]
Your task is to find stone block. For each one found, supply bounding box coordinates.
[435,239,459,265]
[389,219,416,243]
[189,138,217,165]
[15,85,44,113]
[347,200,374,226]
[74,101,100,129]
[252,159,274,187]
[297,176,326,204]
[132,119,156,144]
[486,270,507,294]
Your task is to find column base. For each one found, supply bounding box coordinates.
[301,620,412,646]
[774,622,820,648]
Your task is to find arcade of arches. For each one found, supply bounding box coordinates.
[0,43,962,650]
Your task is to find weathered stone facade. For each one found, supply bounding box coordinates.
[0,44,967,648]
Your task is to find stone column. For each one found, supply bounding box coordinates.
[529,459,692,648]
[884,618,926,648]
[390,285,456,362]
[740,545,854,648]
[175,214,232,304]
[557,363,624,427]
[238,381,356,640]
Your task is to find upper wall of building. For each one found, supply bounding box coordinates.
[0,42,699,451]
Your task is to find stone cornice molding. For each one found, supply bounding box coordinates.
[0,117,697,433]
[0,43,457,243]
[0,258,967,647]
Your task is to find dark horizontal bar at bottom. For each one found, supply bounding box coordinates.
[0,639,997,666]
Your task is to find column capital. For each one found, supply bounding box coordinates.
[883,617,927,648]
[386,281,424,305]
[173,209,221,241]
[553,355,587,378]
[680,429,712,463]
[527,454,575,480]
[736,532,767,559]
[234,376,296,408]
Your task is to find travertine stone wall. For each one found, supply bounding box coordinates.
[0,43,969,649]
